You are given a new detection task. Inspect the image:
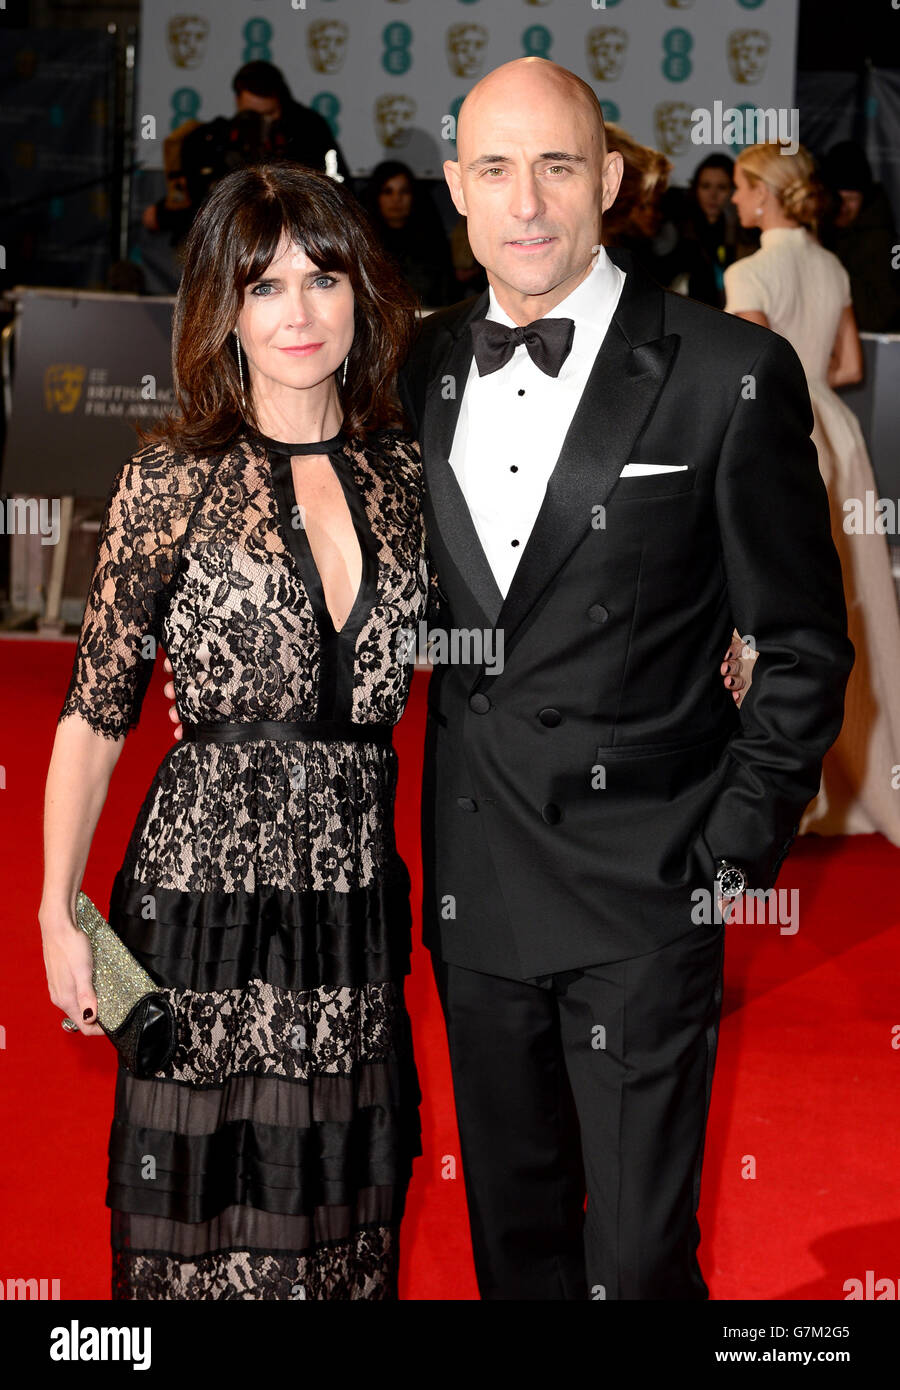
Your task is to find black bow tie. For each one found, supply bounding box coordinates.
[470,316,576,378]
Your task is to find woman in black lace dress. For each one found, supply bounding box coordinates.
[39,164,429,1299]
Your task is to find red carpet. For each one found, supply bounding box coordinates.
[3,636,899,1300]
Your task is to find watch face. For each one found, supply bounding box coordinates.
[718,866,746,899]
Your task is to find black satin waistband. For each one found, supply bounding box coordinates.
[180,719,394,747]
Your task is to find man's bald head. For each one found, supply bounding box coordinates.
[457,58,607,167]
[443,58,622,323]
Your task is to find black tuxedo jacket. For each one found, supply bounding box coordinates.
[399,248,854,979]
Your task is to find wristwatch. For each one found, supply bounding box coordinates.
[714,859,747,900]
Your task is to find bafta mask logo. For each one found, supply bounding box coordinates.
[728,29,770,86]
[446,23,488,79]
[307,19,349,75]
[654,101,693,156]
[375,94,416,150]
[166,17,209,71]
[44,364,86,414]
[586,27,628,83]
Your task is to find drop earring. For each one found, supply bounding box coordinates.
[234,329,246,408]
[342,356,348,387]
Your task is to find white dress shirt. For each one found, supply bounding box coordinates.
[449,245,626,598]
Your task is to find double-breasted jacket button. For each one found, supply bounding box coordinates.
[541,803,562,825]
[588,604,609,623]
[538,708,562,727]
[457,796,478,812]
[469,692,491,714]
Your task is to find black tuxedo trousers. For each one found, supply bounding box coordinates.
[434,918,725,1300]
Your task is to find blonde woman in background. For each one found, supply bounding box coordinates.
[726,141,900,844]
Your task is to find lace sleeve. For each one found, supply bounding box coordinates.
[57,442,199,741]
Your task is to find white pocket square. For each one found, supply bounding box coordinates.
[619,464,689,477]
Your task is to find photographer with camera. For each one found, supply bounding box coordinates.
[142,61,351,245]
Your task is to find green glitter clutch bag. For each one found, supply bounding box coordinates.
[75,891,177,1079]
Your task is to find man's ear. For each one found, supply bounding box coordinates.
[600,150,624,215]
[444,159,467,216]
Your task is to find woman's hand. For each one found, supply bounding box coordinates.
[39,906,104,1037]
[163,657,183,740]
[41,715,123,1040]
[721,631,757,708]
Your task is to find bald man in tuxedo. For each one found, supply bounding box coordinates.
[399,59,852,1300]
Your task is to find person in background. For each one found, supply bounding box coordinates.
[362,160,456,308]
[726,140,900,846]
[820,140,900,333]
[142,61,351,246]
[599,123,672,282]
[667,155,740,308]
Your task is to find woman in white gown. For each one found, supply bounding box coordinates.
[724,141,900,844]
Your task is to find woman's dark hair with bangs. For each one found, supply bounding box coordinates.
[144,163,419,451]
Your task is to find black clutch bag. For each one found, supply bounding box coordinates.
[75,890,177,1078]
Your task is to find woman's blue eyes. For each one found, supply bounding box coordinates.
[250,276,338,296]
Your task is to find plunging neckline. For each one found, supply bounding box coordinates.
[246,424,381,721]
[249,425,370,637]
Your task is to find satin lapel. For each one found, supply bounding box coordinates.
[420,291,504,627]
[482,263,680,685]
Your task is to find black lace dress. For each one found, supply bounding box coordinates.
[57,424,430,1299]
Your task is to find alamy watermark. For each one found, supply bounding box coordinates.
[843,491,899,535]
[691,101,799,156]
[0,496,60,545]
[692,887,800,934]
[396,623,504,674]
